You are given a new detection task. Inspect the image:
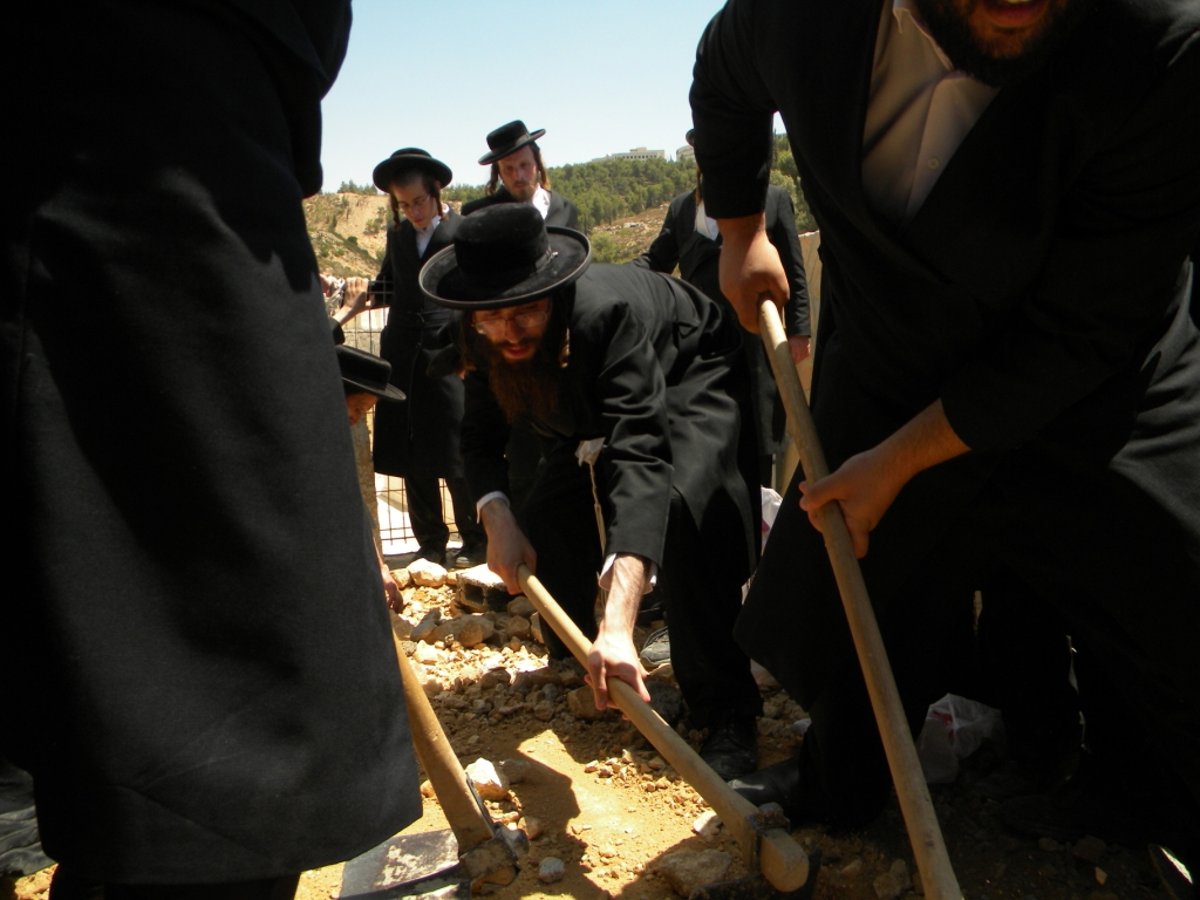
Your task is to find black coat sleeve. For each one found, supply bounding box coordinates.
[766,187,811,336]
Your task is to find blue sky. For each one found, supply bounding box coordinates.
[318,0,731,192]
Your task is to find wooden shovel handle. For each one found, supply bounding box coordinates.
[517,564,811,894]
[392,630,497,851]
[757,298,962,900]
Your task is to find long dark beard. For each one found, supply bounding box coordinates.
[914,0,1089,87]
[464,324,570,424]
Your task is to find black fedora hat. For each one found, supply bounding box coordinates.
[372,147,452,193]
[336,345,406,402]
[478,120,546,166]
[419,204,590,310]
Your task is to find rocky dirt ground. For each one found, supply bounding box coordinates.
[4,559,1175,900]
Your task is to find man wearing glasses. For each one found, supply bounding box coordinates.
[420,203,764,781]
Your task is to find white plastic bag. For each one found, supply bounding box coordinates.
[761,486,783,541]
[916,693,1004,784]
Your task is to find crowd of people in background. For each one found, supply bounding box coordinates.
[6,0,1200,898]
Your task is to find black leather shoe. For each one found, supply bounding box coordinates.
[999,777,1157,847]
[728,755,812,824]
[700,715,758,782]
[453,543,486,568]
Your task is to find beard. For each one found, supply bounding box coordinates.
[469,329,569,425]
[914,0,1089,87]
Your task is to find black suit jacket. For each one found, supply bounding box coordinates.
[461,186,582,229]
[634,184,809,336]
[370,211,467,477]
[691,0,1200,699]
[633,184,810,451]
[461,264,757,580]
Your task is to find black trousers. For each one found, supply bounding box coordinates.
[406,473,484,553]
[522,442,761,727]
[739,446,1200,838]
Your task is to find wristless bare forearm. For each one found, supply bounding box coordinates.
[599,554,648,637]
[880,399,970,486]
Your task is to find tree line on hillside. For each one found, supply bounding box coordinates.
[334,135,815,235]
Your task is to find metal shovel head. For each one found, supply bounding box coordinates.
[339,827,469,899]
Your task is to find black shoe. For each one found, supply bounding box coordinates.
[638,626,671,669]
[415,545,447,565]
[998,776,1156,846]
[728,755,813,824]
[700,715,758,782]
[972,757,1073,802]
[453,543,486,568]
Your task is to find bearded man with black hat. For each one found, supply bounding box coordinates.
[421,203,762,781]
[460,120,581,228]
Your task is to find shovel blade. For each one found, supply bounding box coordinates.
[339,827,469,899]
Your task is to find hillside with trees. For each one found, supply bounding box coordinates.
[307,134,814,276]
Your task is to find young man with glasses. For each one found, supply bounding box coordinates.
[335,148,487,569]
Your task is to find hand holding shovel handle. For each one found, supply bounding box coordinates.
[517,564,811,894]
[757,298,963,900]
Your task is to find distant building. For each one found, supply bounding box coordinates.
[596,147,667,162]
[676,144,695,164]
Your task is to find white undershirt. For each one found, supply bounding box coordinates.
[862,0,998,224]
[414,204,449,257]
[531,185,552,219]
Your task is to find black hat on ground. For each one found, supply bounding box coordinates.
[336,345,406,401]
[372,148,452,193]
[477,120,546,166]
[419,204,590,310]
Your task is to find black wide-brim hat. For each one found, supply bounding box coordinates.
[419,203,590,310]
[478,119,546,166]
[336,345,407,402]
[372,147,452,193]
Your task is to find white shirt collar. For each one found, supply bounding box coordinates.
[531,185,552,219]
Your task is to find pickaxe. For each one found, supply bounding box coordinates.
[757,297,963,900]
[517,564,817,898]
[338,629,528,898]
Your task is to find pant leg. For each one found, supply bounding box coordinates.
[445,475,485,549]
[658,492,761,727]
[405,475,449,554]
[519,444,603,659]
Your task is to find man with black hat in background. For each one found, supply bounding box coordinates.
[332,147,487,569]
[461,120,581,228]
[461,120,582,519]
[421,202,763,781]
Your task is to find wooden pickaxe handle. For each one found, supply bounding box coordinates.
[391,630,498,852]
[757,298,963,900]
[517,564,811,894]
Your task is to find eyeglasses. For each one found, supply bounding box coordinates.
[472,306,550,337]
[396,194,430,214]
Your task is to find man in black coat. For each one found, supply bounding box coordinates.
[460,120,581,228]
[634,134,812,485]
[461,120,583,521]
[4,2,419,895]
[419,203,763,780]
[690,0,1200,872]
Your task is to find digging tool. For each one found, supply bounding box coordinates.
[517,564,814,896]
[757,298,963,900]
[338,630,527,898]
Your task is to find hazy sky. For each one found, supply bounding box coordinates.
[318,0,732,192]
